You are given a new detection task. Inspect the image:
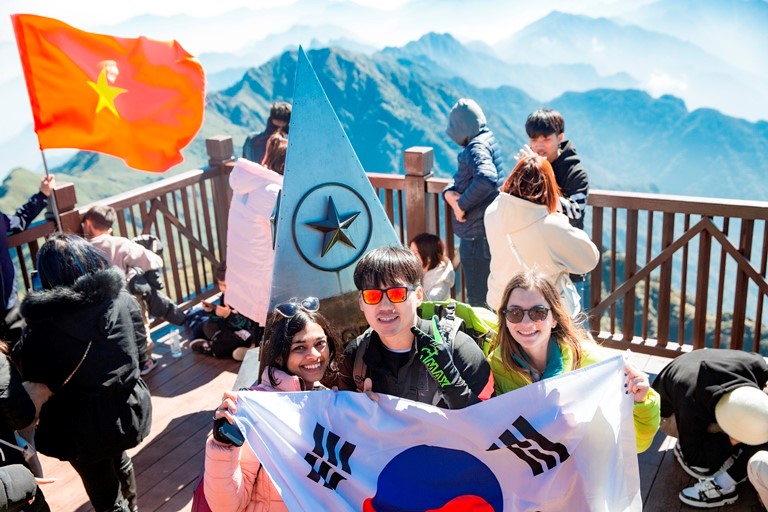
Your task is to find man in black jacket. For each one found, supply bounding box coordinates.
[521,109,591,308]
[652,349,768,508]
[242,101,291,164]
[337,246,492,409]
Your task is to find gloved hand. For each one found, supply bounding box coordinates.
[558,196,581,220]
[143,269,164,290]
[127,274,151,296]
[411,316,463,389]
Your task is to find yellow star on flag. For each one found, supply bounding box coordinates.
[87,68,127,117]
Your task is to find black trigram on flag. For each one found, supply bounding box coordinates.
[304,423,356,490]
[487,416,570,476]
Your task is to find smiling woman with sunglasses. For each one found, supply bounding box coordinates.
[337,246,492,409]
[203,296,339,511]
[488,269,660,453]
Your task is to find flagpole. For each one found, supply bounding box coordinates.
[40,150,63,233]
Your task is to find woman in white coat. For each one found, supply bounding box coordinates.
[484,155,599,316]
[224,133,287,332]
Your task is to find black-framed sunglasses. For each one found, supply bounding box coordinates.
[275,296,320,318]
[360,285,415,305]
[503,306,551,323]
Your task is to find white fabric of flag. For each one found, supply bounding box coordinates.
[234,354,641,511]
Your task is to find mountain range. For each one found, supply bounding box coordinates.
[2,39,766,217]
[1,0,767,209]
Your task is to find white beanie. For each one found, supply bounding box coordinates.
[715,386,768,445]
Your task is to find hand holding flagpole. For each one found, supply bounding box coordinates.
[37,160,61,232]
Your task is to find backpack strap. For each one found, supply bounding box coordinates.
[352,329,373,393]
[437,302,463,346]
[428,313,457,406]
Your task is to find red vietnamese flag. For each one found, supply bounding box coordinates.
[11,14,205,173]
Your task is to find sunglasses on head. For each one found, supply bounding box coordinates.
[360,285,415,305]
[275,296,320,318]
[503,305,550,323]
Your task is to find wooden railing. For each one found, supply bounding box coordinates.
[8,137,237,325]
[8,137,768,357]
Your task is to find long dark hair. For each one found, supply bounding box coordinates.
[409,233,445,271]
[36,233,109,289]
[258,304,339,388]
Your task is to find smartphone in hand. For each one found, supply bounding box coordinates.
[217,420,245,447]
[30,270,43,291]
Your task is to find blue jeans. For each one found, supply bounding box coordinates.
[573,275,590,313]
[459,237,491,308]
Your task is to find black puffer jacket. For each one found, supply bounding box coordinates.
[0,355,35,467]
[15,268,152,461]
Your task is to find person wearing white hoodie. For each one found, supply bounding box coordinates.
[484,155,598,316]
[224,133,287,341]
[409,232,455,301]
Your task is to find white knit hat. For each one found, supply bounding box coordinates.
[715,386,768,445]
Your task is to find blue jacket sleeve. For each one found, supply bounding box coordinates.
[456,143,500,213]
[4,192,48,234]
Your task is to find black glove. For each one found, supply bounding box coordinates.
[143,269,164,290]
[411,316,463,389]
[128,273,151,296]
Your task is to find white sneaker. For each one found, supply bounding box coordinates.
[140,359,157,376]
[679,478,738,508]
[673,442,737,479]
[674,442,715,478]
[232,346,250,362]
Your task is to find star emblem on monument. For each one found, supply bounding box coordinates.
[305,196,361,257]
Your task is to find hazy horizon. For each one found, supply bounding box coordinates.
[1,0,765,176]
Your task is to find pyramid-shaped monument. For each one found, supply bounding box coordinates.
[269,48,402,334]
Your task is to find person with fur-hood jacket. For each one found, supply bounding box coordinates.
[442,98,504,308]
[14,233,152,512]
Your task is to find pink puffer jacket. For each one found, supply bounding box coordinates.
[204,368,304,512]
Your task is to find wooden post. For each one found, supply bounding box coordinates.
[206,136,236,260]
[206,135,235,170]
[45,182,80,233]
[403,146,434,242]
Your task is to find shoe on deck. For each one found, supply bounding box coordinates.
[232,346,250,362]
[674,442,716,478]
[679,478,738,508]
[190,338,213,355]
[140,359,157,376]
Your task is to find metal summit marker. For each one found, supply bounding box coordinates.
[269,47,401,338]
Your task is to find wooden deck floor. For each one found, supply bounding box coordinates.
[37,335,241,511]
[36,345,763,511]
